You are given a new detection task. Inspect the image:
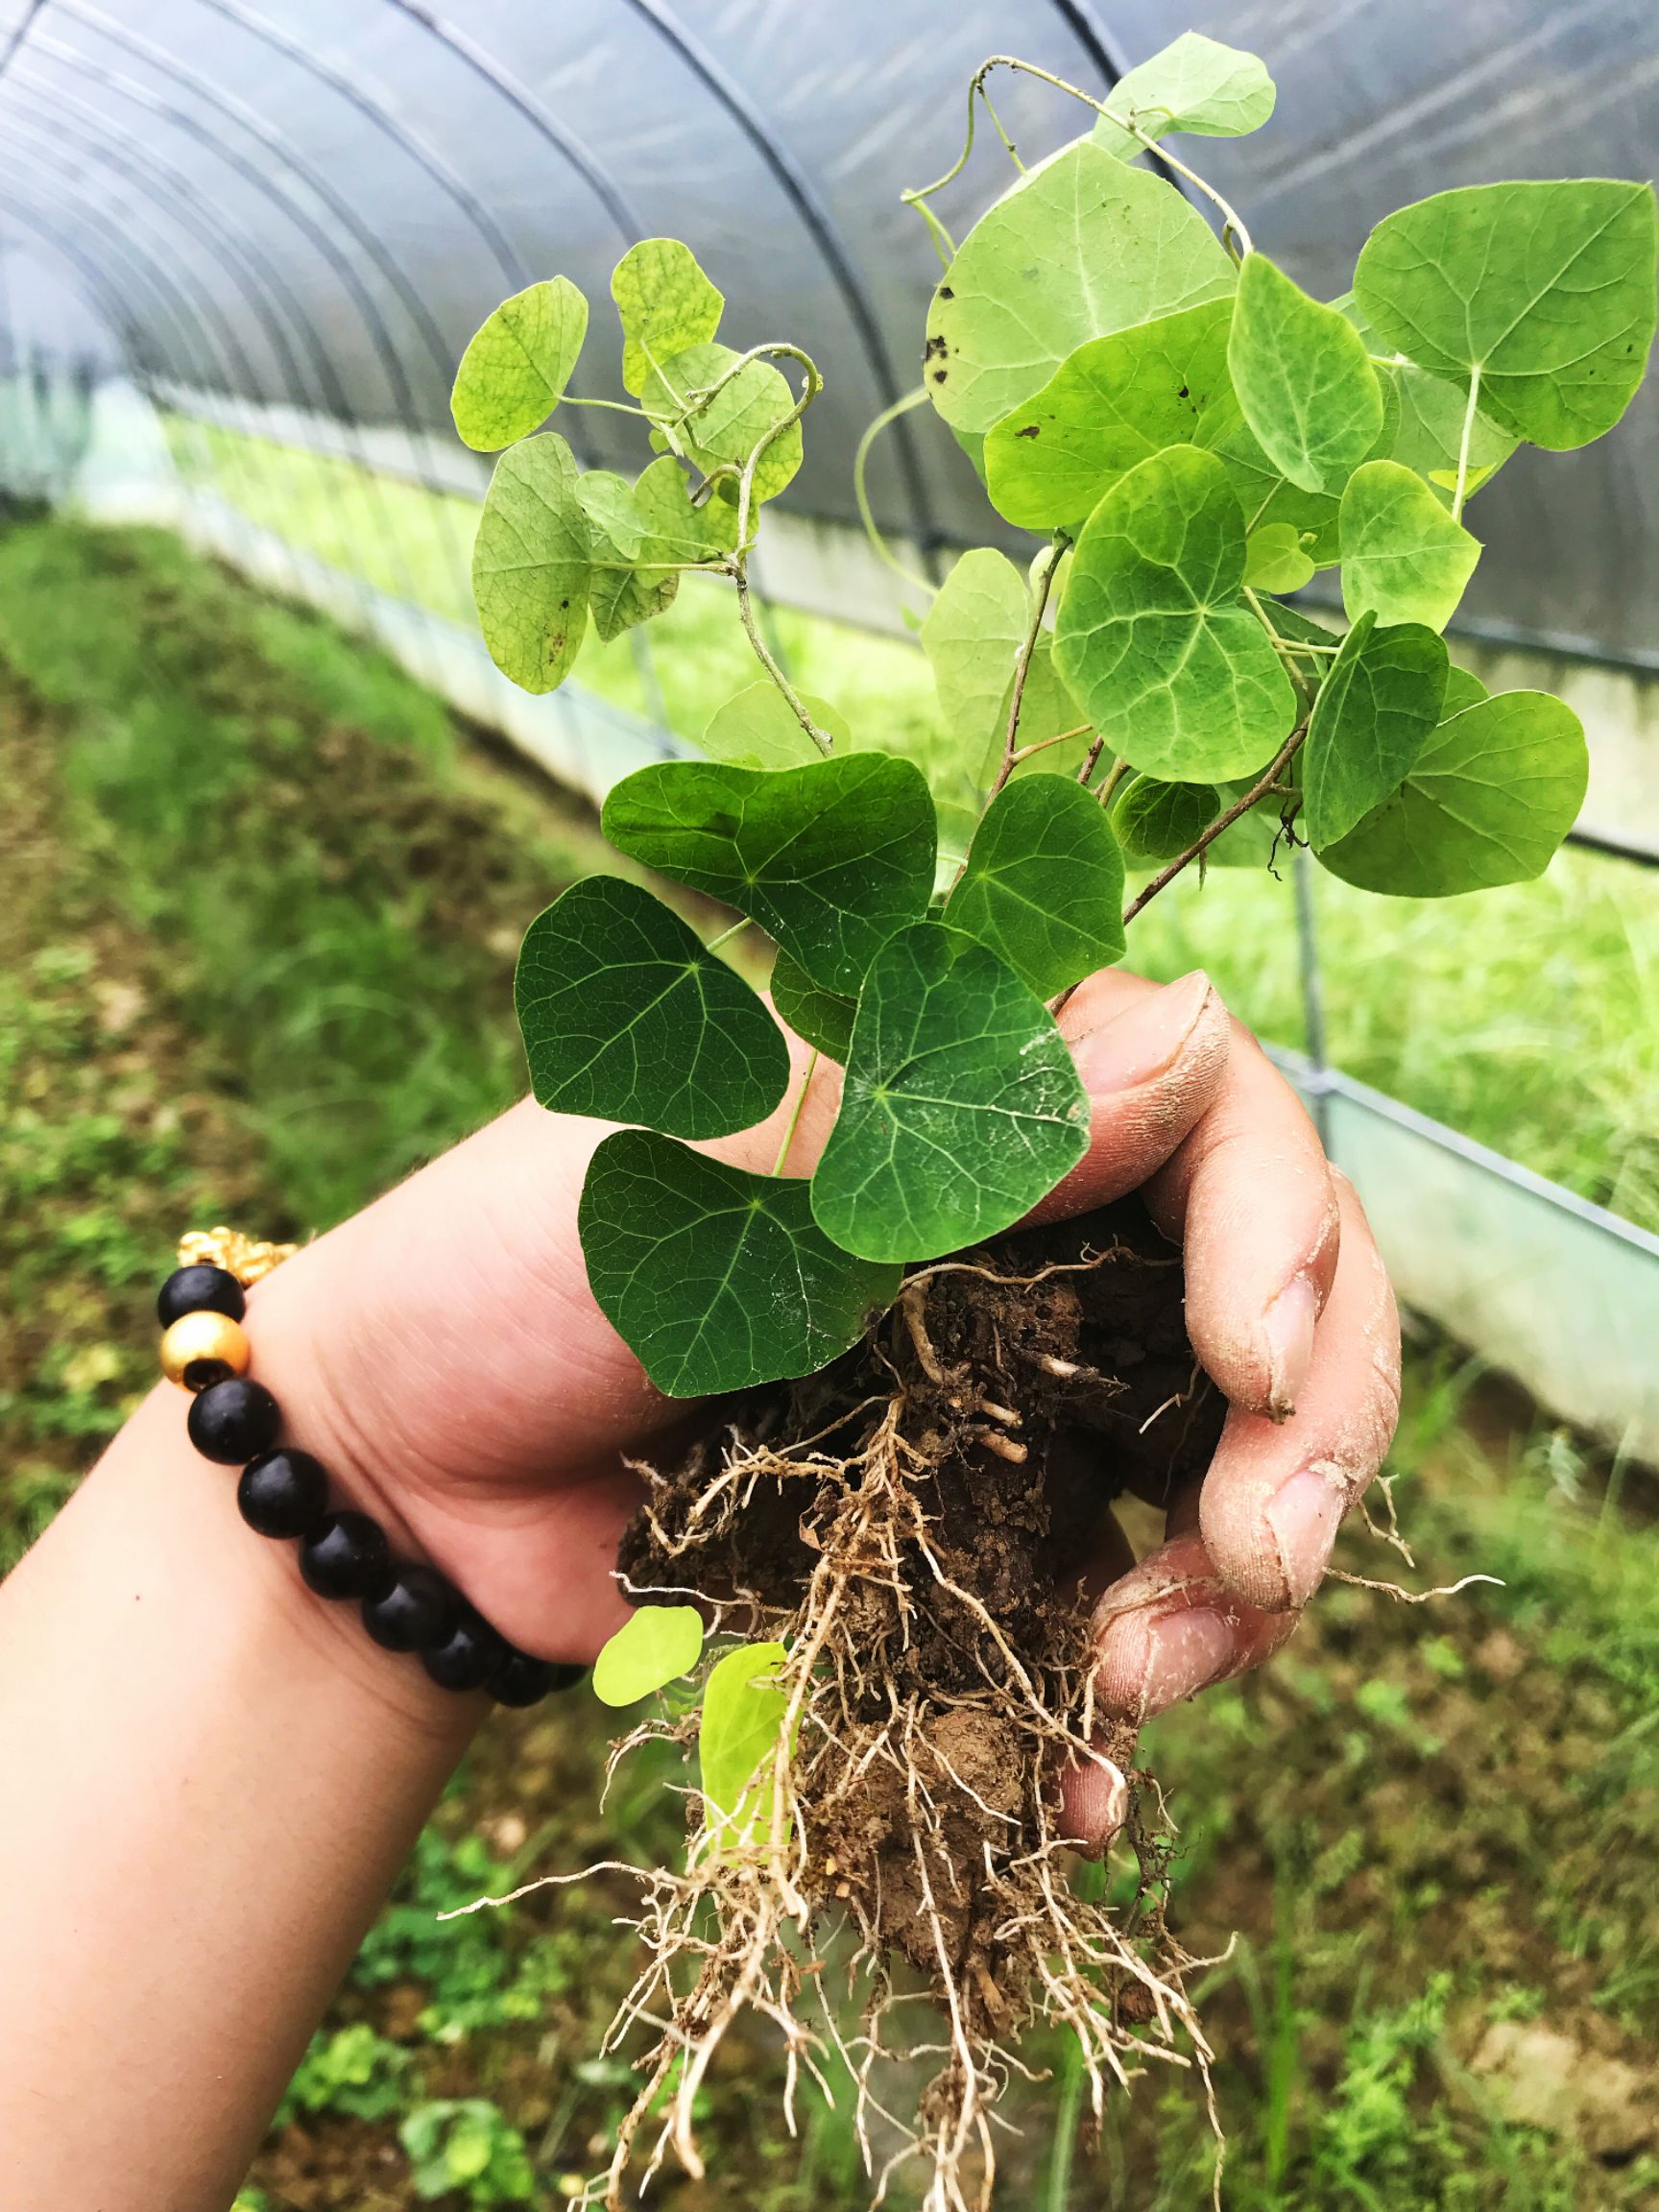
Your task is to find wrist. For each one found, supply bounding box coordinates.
[107,1382,487,1747]
[166,1221,591,1703]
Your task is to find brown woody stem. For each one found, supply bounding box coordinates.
[1121,721,1309,926]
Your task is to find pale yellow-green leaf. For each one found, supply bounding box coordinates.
[611,238,724,397]
[450,276,588,451]
[471,433,590,693]
[1339,459,1480,632]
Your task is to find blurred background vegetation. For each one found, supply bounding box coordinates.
[2,514,1654,2209]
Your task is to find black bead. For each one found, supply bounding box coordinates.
[187,1377,280,1464]
[489,1649,588,1707]
[238,1449,328,1539]
[157,1264,246,1329]
[299,1510,393,1601]
[362,1564,456,1652]
[421,1609,506,1694]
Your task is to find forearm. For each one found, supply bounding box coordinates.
[0,1377,480,2212]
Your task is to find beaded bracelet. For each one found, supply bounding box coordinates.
[157,1228,584,1709]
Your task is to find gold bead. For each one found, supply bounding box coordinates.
[176,1226,297,1286]
[159,1310,252,1391]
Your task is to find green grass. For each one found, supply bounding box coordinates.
[0,517,621,1227]
[3,517,1653,2207]
[161,416,1659,1234]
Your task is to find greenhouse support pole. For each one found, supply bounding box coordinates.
[1292,843,1332,1150]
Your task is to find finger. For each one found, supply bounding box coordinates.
[1057,1744,1131,1850]
[1089,1529,1302,1722]
[1144,1019,1341,1420]
[1056,1508,1141,1849]
[1198,1171,1401,1612]
[1031,969,1232,1221]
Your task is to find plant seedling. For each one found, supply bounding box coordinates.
[450,32,1655,2206]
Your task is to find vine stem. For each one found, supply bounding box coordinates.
[1452,360,1482,523]
[771,1050,820,1176]
[733,568,831,753]
[904,55,1253,262]
[988,541,1065,801]
[1121,718,1309,927]
[854,387,937,596]
[685,342,831,755]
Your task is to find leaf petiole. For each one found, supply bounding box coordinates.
[988,538,1066,803]
[1010,720,1092,765]
[1451,360,1483,523]
[770,1050,821,1176]
[1095,756,1130,806]
[854,388,938,597]
[558,394,653,420]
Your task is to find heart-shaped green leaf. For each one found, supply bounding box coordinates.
[1301,612,1448,849]
[811,924,1090,1264]
[942,774,1126,996]
[1093,33,1275,158]
[1111,776,1220,864]
[1243,521,1315,592]
[602,753,936,997]
[471,433,590,693]
[580,1130,900,1396]
[1055,444,1297,781]
[611,238,725,397]
[1229,254,1384,493]
[643,342,803,505]
[516,878,788,1139]
[1354,180,1658,449]
[698,1641,792,1858]
[1319,690,1587,897]
[450,276,589,451]
[592,1604,706,1707]
[925,142,1236,435]
[701,682,849,771]
[1340,459,1480,631]
[983,299,1233,529]
[769,949,855,1064]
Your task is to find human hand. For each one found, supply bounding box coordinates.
[252,967,1399,1796]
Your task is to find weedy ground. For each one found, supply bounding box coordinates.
[0,516,1654,2209]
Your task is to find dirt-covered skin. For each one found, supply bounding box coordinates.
[611,1199,1225,2209]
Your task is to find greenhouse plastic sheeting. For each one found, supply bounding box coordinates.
[0,0,1654,661]
[1273,1055,1659,1467]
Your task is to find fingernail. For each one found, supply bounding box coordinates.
[1072,971,1214,1094]
[1136,1604,1236,1716]
[1262,1273,1318,1418]
[1265,1468,1345,1608]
